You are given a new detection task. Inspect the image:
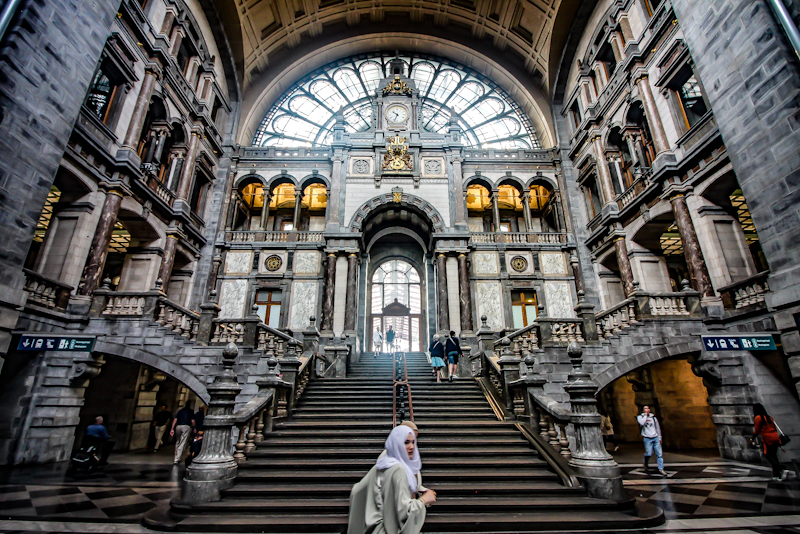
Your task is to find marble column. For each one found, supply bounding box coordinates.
[436,253,449,332]
[205,254,222,302]
[320,253,337,332]
[160,11,176,35]
[635,74,670,155]
[613,237,636,297]
[176,131,201,201]
[343,254,358,332]
[157,234,179,289]
[490,191,501,232]
[671,193,714,298]
[326,155,343,230]
[570,254,584,294]
[259,190,271,231]
[292,188,302,229]
[457,253,473,332]
[122,63,161,150]
[592,136,616,204]
[521,190,533,231]
[77,188,124,295]
[451,155,467,228]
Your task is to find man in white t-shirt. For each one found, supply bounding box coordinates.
[636,405,666,476]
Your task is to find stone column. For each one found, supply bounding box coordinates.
[77,188,124,295]
[592,136,616,204]
[634,73,670,155]
[671,193,714,298]
[205,254,222,301]
[457,253,473,333]
[343,253,358,332]
[521,190,533,231]
[326,155,343,231]
[259,190,271,231]
[490,191,501,232]
[613,237,636,297]
[436,253,449,332]
[122,63,161,150]
[181,343,241,503]
[451,155,467,228]
[320,253,337,332]
[176,130,201,201]
[292,187,302,229]
[570,254,584,294]
[157,234,179,289]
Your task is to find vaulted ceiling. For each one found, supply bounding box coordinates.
[210,0,591,146]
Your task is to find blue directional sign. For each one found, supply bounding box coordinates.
[701,335,776,351]
[17,335,95,352]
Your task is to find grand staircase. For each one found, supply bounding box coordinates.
[155,352,662,532]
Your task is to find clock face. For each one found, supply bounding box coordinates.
[386,105,408,124]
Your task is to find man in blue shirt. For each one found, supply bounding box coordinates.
[86,416,110,440]
[171,403,195,464]
[84,416,112,465]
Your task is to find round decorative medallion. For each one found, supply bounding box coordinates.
[265,255,283,272]
[353,159,370,174]
[510,255,528,273]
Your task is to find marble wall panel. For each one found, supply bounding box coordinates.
[294,251,320,274]
[506,251,534,275]
[290,281,318,330]
[544,281,574,318]
[473,252,499,275]
[225,251,253,275]
[540,252,566,275]
[219,279,248,318]
[476,281,504,330]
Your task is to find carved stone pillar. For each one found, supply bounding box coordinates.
[326,155,343,230]
[613,237,636,297]
[635,73,670,154]
[176,130,201,201]
[670,193,714,298]
[437,253,449,332]
[570,254,584,295]
[259,190,271,231]
[122,63,161,150]
[592,135,616,204]
[451,155,467,228]
[343,254,358,332]
[157,234,179,289]
[521,190,533,231]
[490,191,501,232]
[457,253,473,333]
[292,188,302,229]
[77,188,124,295]
[205,254,222,301]
[320,253,337,332]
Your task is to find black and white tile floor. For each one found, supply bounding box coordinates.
[0,448,798,533]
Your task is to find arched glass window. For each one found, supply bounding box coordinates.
[369,260,423,352]
[253,52,541,150]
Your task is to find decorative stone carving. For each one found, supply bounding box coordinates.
[265,255,283,272]
[224,251,253,275]
[293,251,320,274]
[544,281,574,318]
[473,252,499,274]
[382,75,412,95]
[540,252,566,275]
[510,255,528,273]
[476,281,503,330]
[259,252,287,274]
[352,158,371,175]
[290,281,318,330]
[422,158,444,176]
[219,279,248,318]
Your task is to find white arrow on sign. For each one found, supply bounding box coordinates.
[706,339,716,349]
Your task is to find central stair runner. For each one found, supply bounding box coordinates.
[157,352,662,532]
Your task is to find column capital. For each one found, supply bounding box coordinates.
[144,61,163,81]
[632,68,649,83]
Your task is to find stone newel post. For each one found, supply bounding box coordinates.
[563,342,625,501]
[181,342,241,503]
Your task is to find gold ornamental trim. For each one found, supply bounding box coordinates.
[381,134,413,172]
[382,75,412,95]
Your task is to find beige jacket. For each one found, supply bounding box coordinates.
[347,464,426,534]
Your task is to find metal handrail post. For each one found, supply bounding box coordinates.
[767,0,800,61]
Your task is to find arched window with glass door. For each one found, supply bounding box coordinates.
[369,260,423,352]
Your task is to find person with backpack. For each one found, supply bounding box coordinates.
[752,403,789,481]
[444,331,461,382]
[428,335,446,383]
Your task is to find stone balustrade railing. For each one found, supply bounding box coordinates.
[615,168,652,210]
[225,230,324,243]
[102,293,149,315]
[23,269,73,311]
[718,270,770,310]
[139,165,176,206]
[155,299,200,339]
[595,298,638,339]
[469,232,568,245]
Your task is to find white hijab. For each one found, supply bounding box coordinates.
[375,425,421,493]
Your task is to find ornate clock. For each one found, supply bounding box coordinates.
[386,105,408,124]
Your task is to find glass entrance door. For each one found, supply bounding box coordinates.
[368,260,423,353]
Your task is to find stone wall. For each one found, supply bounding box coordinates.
[0,0,121,362]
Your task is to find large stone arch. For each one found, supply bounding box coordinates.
[93,339,210,403]
[348,192,445,233]
[593,340,703,392]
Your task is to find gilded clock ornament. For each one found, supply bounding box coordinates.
[382,75,412,96]
[265,255,283,272]
[381,134,413,172]
[386,105,408,123]
[510,255,528,273]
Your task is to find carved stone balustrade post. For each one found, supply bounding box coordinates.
[302,315,321,355]
[321,337,349,378]
[497,338,520,413]
[278,338,302,414]
[574,291,598,341]
[476,315,494,376]
[256,347,291,433]
[197,290,220,345]
[563,342,624,501]
[181,343,241,504]
[242,304,260,347]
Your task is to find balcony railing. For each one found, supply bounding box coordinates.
[470,232,568,245]
[615,168,653,210]
[718,271,770,310]
[225,230,324,243]
[140,164,176,207]
[23,269,73,311]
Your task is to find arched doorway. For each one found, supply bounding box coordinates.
[369,260,423,352]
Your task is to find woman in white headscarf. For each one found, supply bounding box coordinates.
[347,425,436,534]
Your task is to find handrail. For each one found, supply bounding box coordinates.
[393,351,414,426]
[234,389,275,425]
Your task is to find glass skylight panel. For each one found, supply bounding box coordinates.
[252,52,540,148]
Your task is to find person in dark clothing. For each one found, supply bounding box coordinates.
[194,405,207,433]
[428,334,446,383]
[84,416,113,465]
[152,405,172,452]
[753,403,788,481]
[444,331,461,382]
[171,403,195,464]
[386,326,396,351]
[186,430,204,466]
